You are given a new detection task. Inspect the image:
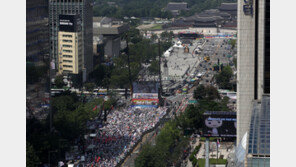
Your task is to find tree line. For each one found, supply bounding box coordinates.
[93,0,236,19]
[26,91,116,167]
[88,29,173,89]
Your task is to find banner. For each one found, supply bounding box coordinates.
[132,99,159,106]
[132,93,158,99]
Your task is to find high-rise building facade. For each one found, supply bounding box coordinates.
[58,14,83,75]
[49,0,93,79]
[26,0,49,65]
[237,0,270,145]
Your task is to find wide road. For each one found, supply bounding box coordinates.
[121,36,237,167]
[152,27,236,36]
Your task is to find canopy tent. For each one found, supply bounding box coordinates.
[86,144,96,150]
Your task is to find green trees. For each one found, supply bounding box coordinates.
[151,33,158,42]
[135,85,232,166]
[135,144,166,167]
[233,57,237,68]
[93,0,236,19]
[89,64,112,87]
[26,63,48,84]
[84,82,96,92]
[26,93,113,166]
[229,39,237,49]
[176,104,203,132]
[194,85,220,101]
[109,54,141,88]
[135,121,189,167]
[148,60,159,75]
[160,31,174,42]
[193,84,231,111]
[26,142,40,167]
[214,65,233,90]
[54,75,66,88]
[127,28,142,44]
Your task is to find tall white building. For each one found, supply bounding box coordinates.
[237,0,270,145]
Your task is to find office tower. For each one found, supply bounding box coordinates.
[237,0,270,146]
[58,14,83,75]
[26,0,49,65]
[49,0,93,80]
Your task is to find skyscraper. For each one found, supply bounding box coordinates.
[237,0,270,145]
[58,14,83,75]
[49,0,93,80]
[26,0,49,65]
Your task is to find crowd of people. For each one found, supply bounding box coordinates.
[84,106,168,167]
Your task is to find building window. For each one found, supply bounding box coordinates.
[63,49,72,53]
[63,55,73,58]
[63,65,73,68]
[63,60,73,63]
[62,34,73,38]
[63,44,72,48]
[62,39,73,43]
[63,70,72,73]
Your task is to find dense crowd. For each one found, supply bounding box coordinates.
[84,107,167,167]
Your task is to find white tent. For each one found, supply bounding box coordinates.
[86,144,96,150]
[164,50,170,57]
[173,44,183,48]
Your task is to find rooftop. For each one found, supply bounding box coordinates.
[166,2,188,11]
[184,15,223,23]
[93,17,103,23]
[219,3,237,11]
[93,17,129,35]
[247,95,270,156]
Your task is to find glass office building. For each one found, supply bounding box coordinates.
[246,95,270,167]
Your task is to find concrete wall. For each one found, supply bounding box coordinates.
[237,0,256,145]
[257,0,266,100]
[104,36,121,58]
[237,0,267,146]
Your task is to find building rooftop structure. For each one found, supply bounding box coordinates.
[93,17,129,35]
[165,2,189,16]
[218,3,237,19]
[231,95,270,167]
[179,8,231,28]
[223,21,237,28]
[93,17,104,23]
[166,2,188,11]
[219,3,237,11]
[246,95,270,166]
[201,9,231,18]
[182,14,224,27]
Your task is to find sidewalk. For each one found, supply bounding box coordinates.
[183,138,201,167]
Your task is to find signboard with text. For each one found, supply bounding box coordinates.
[59,14,81,32]
[243,0,253,16]
[202,111,236,138]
